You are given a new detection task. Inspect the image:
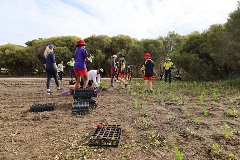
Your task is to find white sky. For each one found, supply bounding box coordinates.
[0,0,238,46]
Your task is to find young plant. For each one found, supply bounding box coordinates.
[133,98,139,109]
[184,110,190,118]
[140,104,148,117]
[199,92,205,105]
[149,131,161,146]
[174,145,183,160]
[203,108,208,117]
[228,108,237,117]
[195,117,200,125]
[221,123,233,139]
[211,143,221,156]
[185,127,194,139]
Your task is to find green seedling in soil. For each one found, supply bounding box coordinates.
[213,92,217,101]
[174,145,183,160]
[221,123,233,139]
[228,108,237,117]
[133,98,138,109]
[193,104,197,109]
[211,143,221,156]
[185,127,194,139]
[203,108,208,117]
[149,131,161,146]
[199,92,205,105]
[140,104,148,117]
[100,82,107,88]
[78,145,91,160]
[228,153,236,160]
[119,87,123,93]
[195,117,200,125]
[184,110,190,118]
[141,118,149,129]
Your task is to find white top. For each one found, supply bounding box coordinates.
[88,70,101,87]
[57,63,64,72]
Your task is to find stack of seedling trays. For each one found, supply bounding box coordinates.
[88,125,122,147]
[72,88,98,115]
[30,103,55,112]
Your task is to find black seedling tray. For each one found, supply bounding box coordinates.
[73,88,97,100]
[88,125,122,147]
[74,98,97,109]
[72,101,90,115]
[30,103,55,112]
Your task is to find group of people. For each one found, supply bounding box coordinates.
[43,40,180,94]
[43,40,103,94]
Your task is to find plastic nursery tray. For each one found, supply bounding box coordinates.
[74,97,97,109]
[88,125,122,147]
[30,103,55,112]
[73,88,97,100]
[72,101,90,115]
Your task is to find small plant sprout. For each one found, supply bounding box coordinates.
[140,104,148,117]
[221,123,233,139]
[184,110,190,118]
[133,98,138,109]
[228,153,236,160]
[211,143,221,156]
[203,108,208,117]
[193,104,197,109]
[199,92,205,105]
[174,145,183,160]
[228,108,237,117]
[185,127,194,139]
[141,118,149,129]
[195,117,200,125]
[149,131,161,146]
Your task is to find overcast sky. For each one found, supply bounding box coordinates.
[0,0,238,46]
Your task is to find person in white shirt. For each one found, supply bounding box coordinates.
[88,68,104,88]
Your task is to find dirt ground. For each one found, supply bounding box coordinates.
[0,78,239,160]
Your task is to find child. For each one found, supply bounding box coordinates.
[118,54,127,88]
[110,55,117,87]
[126,65,132,81]
[57,60,65,82]
[143,53,154,93]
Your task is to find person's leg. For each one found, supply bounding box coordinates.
[169,71,172,83]
[83,74,88,88]
[144,80,148,91]
[52,71,60,89]
[59,71,63,81]
[149,80,153,91]
[110,68,114,86]
[80,76,84,88]
[75,76,81,89]
[164,71,168,82]
[70,67,74,79]
[46,71,52,91]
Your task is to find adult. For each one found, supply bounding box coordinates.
[67,58,75,80]
[88,68,104,88]
[43,44,60,94]
[143,53,154,92]
[74,39,92,88]
[163,57,174,83]
[110,55,117,87]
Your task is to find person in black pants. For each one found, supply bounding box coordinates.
[43,44,60,94]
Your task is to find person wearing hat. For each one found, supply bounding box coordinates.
[74,39,92,88]
[118,53,128,88]
[163,57,174,83]
[43,44,61,94]
[87,68,104,88]
[143,53,154,93]
[110,55,117,87]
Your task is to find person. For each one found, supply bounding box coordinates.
[57,60,65,82]
[164,57,174,83]
[118,53,127,88]
[74,39,92,89]
[43,44,60,94]
[126,65,132,81]
[110,55,117,87]
[67,58,75,80]
[88,68,104,88]
[115,61,120,82]
[174,71,182,80]
[143,53,154,92]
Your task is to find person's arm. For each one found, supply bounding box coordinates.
[92,72,99,87]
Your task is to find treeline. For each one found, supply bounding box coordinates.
[0,3,240,81]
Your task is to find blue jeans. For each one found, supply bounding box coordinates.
[46,70,59,89]
[165,70,172,83]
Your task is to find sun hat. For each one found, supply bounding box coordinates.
[144,53,151,59]
[48,44,54,49]
[165,57,171,61]
[76,39,86,46]
[118,53,125,58]
[112,55,117,58]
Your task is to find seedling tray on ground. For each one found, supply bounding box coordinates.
[73,88,97,100]
[72,101,90,115]
[74,98,97,109]
[88,125,122,147]
[30,103,55,112]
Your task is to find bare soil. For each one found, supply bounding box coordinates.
[0,78,239,160]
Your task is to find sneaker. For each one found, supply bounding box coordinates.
[116,80,120,83]
[57,87,61,91]
[47,91,53,95]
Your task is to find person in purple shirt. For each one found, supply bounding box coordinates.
[43,44,60,94]
[74,39,92,88]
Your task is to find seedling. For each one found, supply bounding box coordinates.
[211,143,221,155]
[228,108,237,117]
[133,98,138,109]
[195,117,200,125]
[184,110,190,118]
[174,145,183,160]
[221,123,232,139]
[203,108,208,117]
[140,104,148,117]
[185,127,194,139]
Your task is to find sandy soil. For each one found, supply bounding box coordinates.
[0,78,239,160]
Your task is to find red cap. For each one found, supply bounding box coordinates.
[144,53,151,59]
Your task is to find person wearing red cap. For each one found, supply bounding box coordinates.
[143,53,154,93]
[74,39,92,88]
[43,44,61,94]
